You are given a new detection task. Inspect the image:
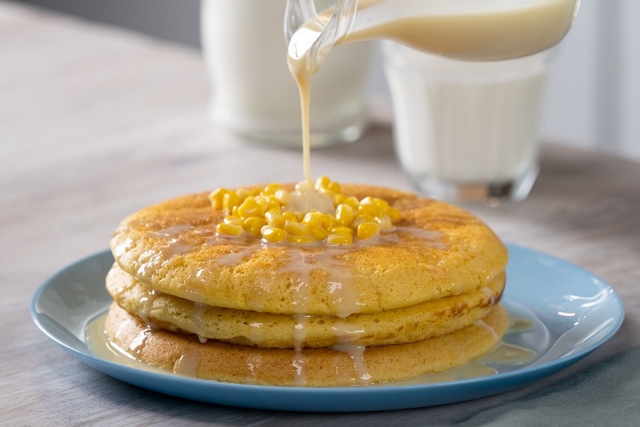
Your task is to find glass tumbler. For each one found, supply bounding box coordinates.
[383,42,554,203]
[201,0,373,147]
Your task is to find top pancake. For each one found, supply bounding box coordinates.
[111,184,507,316]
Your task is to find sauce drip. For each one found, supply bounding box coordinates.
[173,348,202,377]
[331,344,372,384]
[131,225,208,281]
[128,327,152,355]
[190,302,209,343]
[277,247,361,318]
[292,314,309,386]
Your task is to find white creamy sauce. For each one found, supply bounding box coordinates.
[173,348,202,378]
[277,247,361,319]
[211,246,257,267]
[474,319,500,342]
[330,344,372,384]
[138,289,157,324]
[128,327,152,356]
[285,181,335,214]
[190,302,209,344]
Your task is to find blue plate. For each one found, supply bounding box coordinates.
[31,244,624,412]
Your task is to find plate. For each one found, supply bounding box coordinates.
[31,244,624,412]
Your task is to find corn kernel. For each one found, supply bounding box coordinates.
[223,192,241,212]
[217,222,244,236]
[302,212,324,228]
[265,209,285,228]
[249,188,262,197]
[354,214,376,226]
[209,188,229,210]
[287,235,315,244]
[328,181,341,194]
[376,215,393,231]
[327,233,352,245]
[263,183,282,196]
[223,216,241,226]
[210,188,228,200]
[235,188,250,201]
[282,211,298,222]
[335,204,354,227]
[331,226,353,235]
[386,206,402,222]
[284,220,309,236]
[237,196,264,219]
[334,193,347,205]
[265,195,281,211]
[357,222,381,240]
[254,195,269,212]
[358,203,380,217]
[261,225,287,243]
[243,217,266,237]
[322,214,337,229]
[310,227,329,241]
[275,189,292,205]
[360,196,375,205]
[210,199,223,210]
[343,196,359,209]
[315,176,331,190]
[372,197,389,208]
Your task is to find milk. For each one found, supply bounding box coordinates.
[346,0,578,61]
[384,45,550,185]
[201,0,373,146]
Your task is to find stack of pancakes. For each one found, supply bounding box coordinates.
[106,184,508,386]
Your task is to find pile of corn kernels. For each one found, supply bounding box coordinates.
[209,177,401,245]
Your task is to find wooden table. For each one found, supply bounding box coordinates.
[2,2,639,425]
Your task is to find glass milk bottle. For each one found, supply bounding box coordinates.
[201,0,373,147]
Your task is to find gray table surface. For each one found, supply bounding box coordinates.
[1,2,639,425]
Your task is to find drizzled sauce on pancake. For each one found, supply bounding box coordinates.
[124,223,446,291]
[86,312,536,385]
[173,348,202,377]
[190,302,209,343]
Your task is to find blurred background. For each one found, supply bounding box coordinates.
[17,0,640,162]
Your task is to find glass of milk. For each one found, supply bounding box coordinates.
[383,41,554,203]
[201,0,373,147]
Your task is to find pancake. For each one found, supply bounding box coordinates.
[110,184,508,316]
[105,303,508,386]
[107,263,505,348]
